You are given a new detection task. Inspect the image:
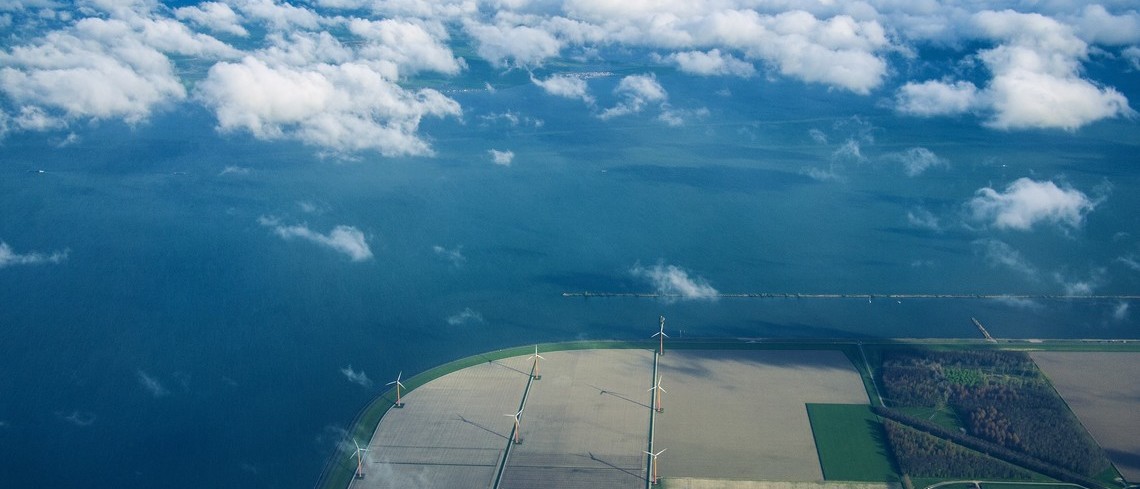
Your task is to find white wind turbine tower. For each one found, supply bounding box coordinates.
[387,371,406,408]
[648,374,666,413]
[349,439,368,479]
[528,345,546,380]
[644,448,666,485]
[505,408,524,444]
[653,315,669,355]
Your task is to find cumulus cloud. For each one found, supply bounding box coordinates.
[488,148,514,166]
[884,147,947,176]
[197,56,461,156]
[599,74,667,119]
[258,216,373,261]
[895,80,981,117]
[464,20,562,68]
[968,178,1096,231]
[137,370,169,398]
[531,73,593,104]
[0,241,68,268]
[446,307,483,326]
[174,2,248,37]
[896,10,1134,130]
[339,365,372,388]
[974,238,1038,281]
[1118,254,1140,272]
[631,262,718,300]
[663,49,754,77]
[348,18,463,77]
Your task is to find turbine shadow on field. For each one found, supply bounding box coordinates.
[456,415,509,441]
[481,356,532,378]
[586,384,652,410]
[585,452,643,480]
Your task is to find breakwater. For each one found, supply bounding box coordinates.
[561,292,1140,300]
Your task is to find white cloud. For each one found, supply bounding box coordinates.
[137,370,169,398]
[464,20,562,68]
[348,18,463,77]
[531,73,593,104]
[174,2,248,37]
[599,73,667,119]
[432,245,465,267]
[808,128,828,144]
[1118,254,1140,272]
[664,49,754,77]
[631,262,718,300]
[831,138,865,163]
[1125,46,1140,71]
[197,57,461,156]
[446,307,483,325]
[0,4,237,132]
[1067,5,1140,46]
[1112,302,1129,321]
[488,148,514,166]
[218,165,250,176]
[339,365,372,388]
[906,208,941,231]
[884,147,947,177]
[896,10,1134,130]
[258,216,373,261]
[990,295,1043,311]
[895,80,981,117]
[58,410,96,427]
[1053,268,1105,296]
[968,178,1096,231]
[974,238,1038,281]
[0,241,68,268]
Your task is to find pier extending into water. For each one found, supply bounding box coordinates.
[561,292,1140,300]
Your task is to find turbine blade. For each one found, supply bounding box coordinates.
[657,448,667,455]
[354,439,361,450]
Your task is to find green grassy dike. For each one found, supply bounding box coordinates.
[313,337,1140,489]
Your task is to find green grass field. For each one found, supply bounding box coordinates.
[807,403,898,482]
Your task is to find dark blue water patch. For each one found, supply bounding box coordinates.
[606,164,816,193]
[535,271,642,292]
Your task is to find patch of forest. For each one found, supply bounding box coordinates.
[882,419,1034,480]
[879,349,1109,478]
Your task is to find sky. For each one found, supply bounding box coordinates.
[2,1,1139,487]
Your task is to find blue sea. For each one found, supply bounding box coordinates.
[2,2,1139,488]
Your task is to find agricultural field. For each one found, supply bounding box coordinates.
[806,404,897,482]
[1030,352,1140,483]
[655,350,869,482]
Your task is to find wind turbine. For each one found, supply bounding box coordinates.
[648,374,666,413]
[505,408,524,444]
[387,371,406,408]
[644,448,666,485]
[349,439,368,479]
[653,316,669,355]
[528,345,546,380]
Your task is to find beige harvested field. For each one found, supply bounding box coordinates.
[654,350,869,482]
[350,356,531,489]
[1031,352,1140,482]
[497,349,653,489]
